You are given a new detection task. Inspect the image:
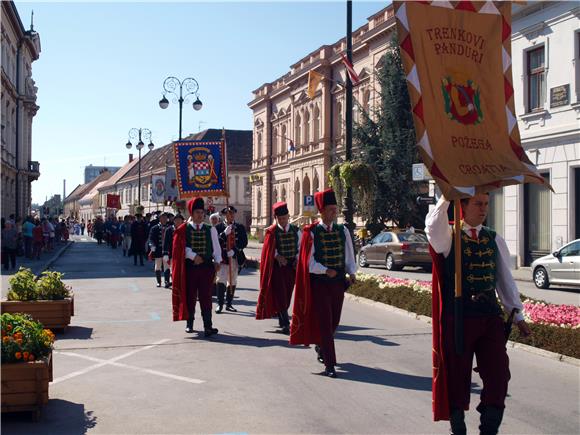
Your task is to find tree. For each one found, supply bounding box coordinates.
[354,35,422,231]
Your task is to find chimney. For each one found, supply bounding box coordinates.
[129,153,134,162]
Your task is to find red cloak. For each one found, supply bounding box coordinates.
[430,245,450,421]
[171,223,189,321]
[289,222,321,346]
[255,224,278,320]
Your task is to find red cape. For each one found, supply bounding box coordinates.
[289,222,321,345]
[255,224,278,320]
[171,223,189,321]
[430,245,450,421]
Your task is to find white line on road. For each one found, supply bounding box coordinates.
[51,338,206,385]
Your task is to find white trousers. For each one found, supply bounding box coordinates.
[216,257,238,286]
[154,256,170,272]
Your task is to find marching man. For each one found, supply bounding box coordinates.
[290,189,356,378]
[426,194,531,435]
[256,201,301,334]
[215,206,248,313]
[171,198,221,337]
[148,212,172,288]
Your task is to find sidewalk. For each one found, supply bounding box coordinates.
[247,241,534,283]
[0,240,73,297]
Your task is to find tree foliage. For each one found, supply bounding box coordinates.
[354,36,422,229]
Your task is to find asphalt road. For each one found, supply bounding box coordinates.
[3,237,579,434]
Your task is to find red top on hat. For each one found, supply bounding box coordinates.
[272,201,289,216]
[187,197,204,215]
[314,189,337,211]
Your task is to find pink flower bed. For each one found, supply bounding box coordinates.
[523,300,580,329]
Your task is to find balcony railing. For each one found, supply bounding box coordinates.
[29,160,40,173]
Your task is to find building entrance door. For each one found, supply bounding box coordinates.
[524,173,551,266]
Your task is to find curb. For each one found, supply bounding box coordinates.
[35,241,73,275]
[344,292,580,367]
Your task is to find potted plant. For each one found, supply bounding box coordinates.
[1,268,74,331]
[1,312,55,419]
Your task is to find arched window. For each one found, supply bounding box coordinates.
[295,114,301,146]
[313,105,320,142]
[294,179,301,216]
[303,175,311,197]
[362,89,370,115]
[281,186,287,202]
[280,124,287,154]
[257,189,262,219]
[272,188,278,204]
[273,127,278,156]
[304,110,310,145]
[313,171,320,193]
[257,132,263,159]
[336,102,343,143]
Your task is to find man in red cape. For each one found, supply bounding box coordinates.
[171,197,222,337]
[256,201,301,334]
[426,194,531,435]
[289,189,356,378]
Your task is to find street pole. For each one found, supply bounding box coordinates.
[138,143,142,205]
[343,0,355,237]
[126,128,154,207]
[159,77,202,141]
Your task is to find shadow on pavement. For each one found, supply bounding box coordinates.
[335,324,400,347]
[2,399,96,434]
[336,362,432,390]
[56,326,93,340]
[211,332,290,348]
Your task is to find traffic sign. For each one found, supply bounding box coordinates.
[416,195,436,205]
[303,195,315,216]
[412,163,433,181]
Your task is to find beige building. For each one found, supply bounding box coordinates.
[248,6,395,238]
[63,170,112,220]
[1,1,41,218]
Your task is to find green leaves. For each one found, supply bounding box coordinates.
[7,268,37,301]
[36,271,71,301]
[6,268,70,301]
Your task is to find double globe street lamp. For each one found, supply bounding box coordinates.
[126,128,154,205]
[159,77,202,140]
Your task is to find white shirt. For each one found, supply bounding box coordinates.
[185,222,222,264]
[425,197,524,322]
[274,223,302,260]
[308,222,357,276]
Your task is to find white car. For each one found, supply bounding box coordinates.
[531,239,580,289]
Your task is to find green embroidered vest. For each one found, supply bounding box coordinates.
[312,223,346,271]
[444,226,502,317]
[186,223,213,262]
[275,225,299,259]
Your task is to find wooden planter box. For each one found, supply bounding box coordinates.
[1,352,52,420]
[1,294,74,331]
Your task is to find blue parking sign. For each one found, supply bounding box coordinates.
[304,195,314,207]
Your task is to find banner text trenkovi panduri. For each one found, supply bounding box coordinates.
[426,27,486,64]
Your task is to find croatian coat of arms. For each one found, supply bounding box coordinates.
[187,147,219,189]
[441,75,483,125]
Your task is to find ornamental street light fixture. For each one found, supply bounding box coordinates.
[126,128,154,205]
[159,76,202,140]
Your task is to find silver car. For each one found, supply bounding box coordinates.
[531,239,580,289]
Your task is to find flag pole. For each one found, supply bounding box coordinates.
[454,199,464,355]
[221,128,233,288]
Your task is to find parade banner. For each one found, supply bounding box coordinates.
[106,194,121,209]
[172,140,227,198]
[164,166,179,202]
[151,175,166,203]
[394,1,549,199]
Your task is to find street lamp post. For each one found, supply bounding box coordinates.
[343,0,355,237]
[159,77,203,140]
[126,128,154,206]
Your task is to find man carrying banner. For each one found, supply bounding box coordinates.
[256,202,301,334]
[149,212,172,288]
[171,198,221,336]
[426,194,531,435]
[215,206,248,314]
[290,189,356,378]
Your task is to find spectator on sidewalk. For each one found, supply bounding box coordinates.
[22,217,35,259]
[2,221,18,270]
[81,219,86,235]
[32,220,44,260]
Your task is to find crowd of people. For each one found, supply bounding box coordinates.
[0,214,84,271]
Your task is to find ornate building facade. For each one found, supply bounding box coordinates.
[248,6,396,238]
[1,1,41,218]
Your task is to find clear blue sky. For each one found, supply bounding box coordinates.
[15,1,387,204]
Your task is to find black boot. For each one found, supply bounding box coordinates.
[202,310,218,337]
[215,283,226,313]
[478,404,504,435]
[278,310,290,335]
[155,271,162,287]
[164,269,171,288]
[225,286,237,312]
[185,314,194,333]
[324,365,337,378]
[449,408,467,435]
[314,345,324,364]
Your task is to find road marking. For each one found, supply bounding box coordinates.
[129,282,140,292]
[150,312,161,321]
[53,339,205,385]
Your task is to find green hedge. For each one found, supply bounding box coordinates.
[348,278,580,360]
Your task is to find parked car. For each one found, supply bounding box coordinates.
[358,231,432,271]
[531,239,580,289]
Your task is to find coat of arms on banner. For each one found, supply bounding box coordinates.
[172,140,227,198]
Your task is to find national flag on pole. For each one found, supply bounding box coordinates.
[340,52,360,85]
[307,70,324,99]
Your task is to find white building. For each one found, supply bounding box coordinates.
[498,2,580,267]
[1,1,41,218]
